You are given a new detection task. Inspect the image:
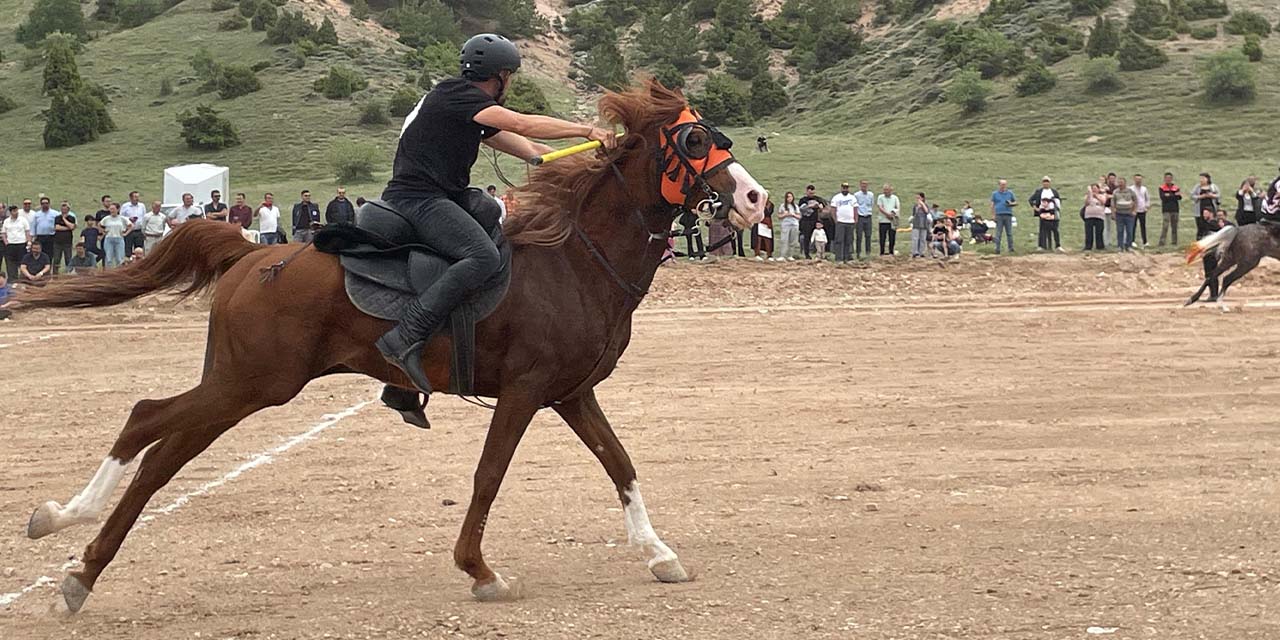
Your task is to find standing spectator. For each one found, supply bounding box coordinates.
[2,205,31,282]
[776,191,801,261]
[1132,174,1150,246]
[1236,177,1262,226]
[1158,172,1182,246]
[1101,173,1118,243]
[675,208,704,260]
[93,195,112,225]
[990,179,1017,254]
[752,199,774,261]
[876,183,901,256]
[18,198,36,230]
[292,190,322,244]
[120,191,147,254]
[204,189,229,222]
[830,182,858,263]
[1190,173,1219,221]
[853,180,875,259]
[755,135,768,152]
[909,192,931,258]
[326,188,357,225]
[811,222,828,260]
[168,192,204,228]
[707,218,734,257]
[258,193,281,244]
[1113,176,1138,251]
[1029,177,1062,252]
[67,242,97,274]
[1083,183,1107,251]
[228,193,254,230]
[32,197,58,259]
[20,240,52,286]
[142,201,168,254]
[501,188,519,218]
[100,204,133,268]
[796,184,825,260]
[80,216,104,266]
[52,201,77,273]
[733,222,747,258]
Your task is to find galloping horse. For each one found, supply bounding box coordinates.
[1185,222,1280,306]
[17,78,768,612]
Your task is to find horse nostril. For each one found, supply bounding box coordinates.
[747,190,760,205]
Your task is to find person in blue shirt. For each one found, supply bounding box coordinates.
[32,197,59,258]
[990,179,1017,254]
[0,272,10,320]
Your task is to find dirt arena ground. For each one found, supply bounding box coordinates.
[3,253,1280,639]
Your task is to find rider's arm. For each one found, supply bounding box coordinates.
[483,130,554,162]
[474,106,615,148]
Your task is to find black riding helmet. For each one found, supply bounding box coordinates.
[460,33,522,81]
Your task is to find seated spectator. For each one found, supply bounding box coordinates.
[67,242,98,274]
[129,247,145,263]
[931,217,962,257]
[20,240,52,286]
[960,201,975,224]
[0,273,10,320]
[970,215,992,243]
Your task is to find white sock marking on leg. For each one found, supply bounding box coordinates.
[59,457,132,523]
[622,481,678,568]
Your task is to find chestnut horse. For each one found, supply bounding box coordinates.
[17,79,767,612]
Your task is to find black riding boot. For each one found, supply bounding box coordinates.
[375,298,441,395]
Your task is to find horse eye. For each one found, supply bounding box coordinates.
[684,130,710,159]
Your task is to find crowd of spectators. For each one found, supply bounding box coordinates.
[670,169,1280,264]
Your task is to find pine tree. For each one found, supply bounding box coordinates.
[315,16,339,45]
[748,73,787,118]
[93,0,117,21]
[42,32,82,95]
[727,28,769,80]
[350,0,369,20]
[1086,16,1120,58]
[16,0,87,46]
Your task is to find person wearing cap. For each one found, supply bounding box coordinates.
[377,33,618,394]
[1028,176,1062,252]
[829,182,858,263]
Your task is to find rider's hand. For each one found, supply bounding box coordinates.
[587,126,617,150]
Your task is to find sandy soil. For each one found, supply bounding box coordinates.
[3,255,1280,639]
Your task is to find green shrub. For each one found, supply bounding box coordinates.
[564,6,615,53]
[357,100,389,125]
[43,88,114,148]
[648,62,685,90]
[1086,16,1121,58]
[190,47,219,82]
[1082,56,1122,92]
[93,0,116,21]
[0,95,15,114]
[329,140,380,182]
[809,23,862,72]
[583,42,628,91]
[504,75,551,114]
[692,73,751,126]
[237,0,256,17]
[1243,34,1262,62]
[1223,11,1271,37]
[1202,49,1255,103]
[1189,24,1217,40]
[219,12,247,30]
[210,0,235,10]
[313,65,366,98]
[749,73,788,119]
[946,67,992,114]
[1034,20,1084,64]
[250,1,276,31]
[1127,0,1174,40]
[1171,0,1228,21]
[634,8,701,72]
[315,16,339,45]
[17,0,87,46]
[42,32,82,95]
[350,0,369,20]
[1117,31,1168,70]
[387,85,421,117]
[159,76,173,96]
[726,28,769,80]
[378,0,460,49]
[1069,0,1111,17]
[116,0,162,27]
[924,19,957,39]
[1015,61,1056,96]
[178,105,240,150]
[214,64,260,99]
[484,0,546,38]
[266,10,317,44]
[942,25,1023,78]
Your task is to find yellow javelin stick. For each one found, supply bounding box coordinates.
[527,139,603,166]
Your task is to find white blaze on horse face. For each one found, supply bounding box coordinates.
[622,481,678,569]
[727,162,768,227]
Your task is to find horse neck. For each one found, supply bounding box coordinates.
[573,182,669,310]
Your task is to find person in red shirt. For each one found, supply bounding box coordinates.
[228,192,254,230]
[1157,172,1182,246]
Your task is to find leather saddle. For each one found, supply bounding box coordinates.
[314,197,512,397]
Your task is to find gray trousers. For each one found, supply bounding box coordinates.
[1158,211,1179,246]
[833,222,856,262]
[910,228,929,257]
[144,236,162,255]
[776,220,800,259]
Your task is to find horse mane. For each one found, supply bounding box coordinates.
[503,77,690,247]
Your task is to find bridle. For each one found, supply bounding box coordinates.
[573,107,738,304]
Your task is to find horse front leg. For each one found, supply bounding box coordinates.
[552,390,690,584]
[453,392,538,601]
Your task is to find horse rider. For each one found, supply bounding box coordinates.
[377,33,617,394]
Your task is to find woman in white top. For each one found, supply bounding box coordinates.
[3,206,32,282]
[775,191,802,261]
[99,204,134,268]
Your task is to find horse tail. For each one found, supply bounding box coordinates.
[1186,226,1237,264]
[14,220,269,310]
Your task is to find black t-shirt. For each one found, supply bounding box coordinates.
[383,79,501,199]
[54,213,76,243]
[205,202,228,219]
[797,195,825,223]
[95,208,111,224]
[21,251,50,274]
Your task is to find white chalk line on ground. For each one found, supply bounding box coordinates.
[0,396,374,609]
[0,333,60,349]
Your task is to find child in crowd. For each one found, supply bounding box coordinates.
[970,215,992,243]
[960,201,975,224]
[80,217,104,266]
[129,247,145,263]
[812,222,828,260]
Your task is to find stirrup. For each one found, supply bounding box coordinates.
[376,335,434,396]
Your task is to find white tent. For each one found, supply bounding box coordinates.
[163,163,229,208]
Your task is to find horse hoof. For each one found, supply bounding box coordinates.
[650,558,691,583]
[60,574,91,614]
[27,501,63,539]
[471,574,522,602]
[398,409,430,430]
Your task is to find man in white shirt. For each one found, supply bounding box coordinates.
[258,192,281,244]
[3,205,32,282]
[876,184,902,256]
[167,192,205,228]
[119,190,147,255]
[853,180,875,259]
[1132,174,1150,247]
[830,182,858,263]
[142,201,169,255]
